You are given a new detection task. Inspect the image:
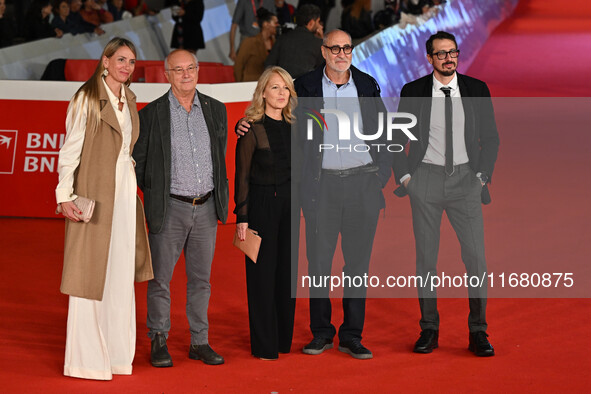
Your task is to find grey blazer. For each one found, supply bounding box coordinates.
[133,90,229,233]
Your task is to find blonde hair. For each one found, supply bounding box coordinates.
[244,66,297,124]
[73,37,137,135]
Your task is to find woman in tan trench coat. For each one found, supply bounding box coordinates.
[56,37,152,380]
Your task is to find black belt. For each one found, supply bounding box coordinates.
[420,162,470,174]
[322,164,378,177]
[170,191,212,205]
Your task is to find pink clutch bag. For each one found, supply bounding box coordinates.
[56,196,95,223]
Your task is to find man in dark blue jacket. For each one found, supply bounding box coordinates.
[296,29,390,359]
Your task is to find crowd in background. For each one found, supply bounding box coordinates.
[373,0,446,31]
[0,0,448,76]
[231,0,447,82]
[0,0,157,48]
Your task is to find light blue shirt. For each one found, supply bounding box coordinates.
[321,68,373,170]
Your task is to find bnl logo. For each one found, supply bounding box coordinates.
[0,130,18,174]
[305,109,418,152]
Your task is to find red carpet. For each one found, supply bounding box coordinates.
[2,0,591,391]
[1,219,589,392]
[466,0,591,97]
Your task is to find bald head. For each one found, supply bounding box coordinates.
[321,29,353,80]
[322,29,352,46]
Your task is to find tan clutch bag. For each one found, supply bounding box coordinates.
[56,196,96,223]
[233,228,262,263]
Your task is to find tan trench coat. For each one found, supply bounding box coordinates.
[60,82,153,301]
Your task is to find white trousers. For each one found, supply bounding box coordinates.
[64,155,136,380]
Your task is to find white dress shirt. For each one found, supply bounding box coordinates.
[423,73,469,166]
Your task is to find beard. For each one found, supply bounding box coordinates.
[438,62,456,76]
[439,69,455,76]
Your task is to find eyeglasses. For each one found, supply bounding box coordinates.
[323,45,354,55]
[166,65,198,74]
[432,49,460,60]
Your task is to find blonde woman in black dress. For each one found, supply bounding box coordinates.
[234,66,297,360]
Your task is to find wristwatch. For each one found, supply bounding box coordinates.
[476,172,488,184]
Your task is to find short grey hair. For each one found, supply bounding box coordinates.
[164,49,199,71]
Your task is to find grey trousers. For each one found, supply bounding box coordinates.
[408,163,488,333]
[147,197,218,345]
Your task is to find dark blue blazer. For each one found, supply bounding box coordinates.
[294,64,391,213]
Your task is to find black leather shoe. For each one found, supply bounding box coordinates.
[189,344,225,365]
[151,332,173,367]
[413,329,439,353]
[338,339,373,359]
[469,331,495,357]
[302,337,333,355]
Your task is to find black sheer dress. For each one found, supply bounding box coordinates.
[234,115,295,359]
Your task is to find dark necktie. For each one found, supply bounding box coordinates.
[441,86,453,176]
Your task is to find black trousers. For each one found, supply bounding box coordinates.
[246,182,295,358]
[304,171,381,342]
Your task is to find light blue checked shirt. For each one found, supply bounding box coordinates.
[321,68,373,170]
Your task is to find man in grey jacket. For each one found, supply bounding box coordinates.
[133,49,229,368]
